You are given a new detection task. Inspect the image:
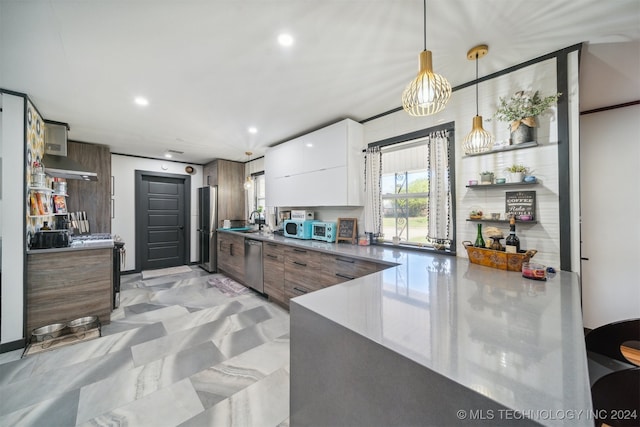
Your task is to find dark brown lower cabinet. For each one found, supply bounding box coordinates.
[217,232,245,284]
[26,248,112,334]
[263,242,285,306]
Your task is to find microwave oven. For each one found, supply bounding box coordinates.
[311,221,337,243]
[283,220,316,239]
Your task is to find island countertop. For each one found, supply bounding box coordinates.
[219,229,592,425]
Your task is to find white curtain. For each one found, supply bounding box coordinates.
[364,146,382,235]
[426,130,452,245]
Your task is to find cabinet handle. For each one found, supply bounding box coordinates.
[293,287,308,294]
[336,273,355,280]
[267,243,278,247]
[336,257,355,264]
[229,244,233,256]
[266,254,278,259]
[293,248,307,253]
[293,261,307,267]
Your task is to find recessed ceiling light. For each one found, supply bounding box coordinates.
[134,96,149,106]
[248,126,258,134]
[164,153,172,158]
[277,33,294,47]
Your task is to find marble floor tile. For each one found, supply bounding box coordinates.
[0,351,37,385]
[102,305,190,335]
[190,336,289,404]
[216,316,290,359]
[0,268,291,426]
[28,322,166,376]
[180,366,290,427]
[76,340,226,424]
[130,305,272,367]
[0,348,134,415]
[79,378,204,427]
[0,387,80,427]
[0,348,24,366]
[161,300,262,335]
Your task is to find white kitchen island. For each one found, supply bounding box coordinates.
[289,249,592,426]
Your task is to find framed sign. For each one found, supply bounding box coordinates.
[505,191,536,219]
[337,218,357,244]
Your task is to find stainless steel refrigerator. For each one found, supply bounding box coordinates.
[198,186,218,272]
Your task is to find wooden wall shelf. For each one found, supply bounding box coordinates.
[466,181,538,188]
[466,219,538,224]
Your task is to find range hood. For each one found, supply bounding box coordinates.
[42,122,98,181]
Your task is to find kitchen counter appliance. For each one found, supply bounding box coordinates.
[311,221,337,243]
[244,239,264,293]
[198,186,218,273]
[283,219,316,240]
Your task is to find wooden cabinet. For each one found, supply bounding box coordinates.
[263,242,285,305]
[284,247,328,304]
[66,140,111,233]
[326,255,386,284]
[282,247,386,305]
[27,248,112,333]
[203,159,245,228]
[218,232,245,283]
[265,118,364,207]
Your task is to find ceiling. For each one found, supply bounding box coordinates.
[1,0,639,165]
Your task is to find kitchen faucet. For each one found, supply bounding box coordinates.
[249,210,264,230]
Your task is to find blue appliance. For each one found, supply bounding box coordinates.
[283,219,316,240]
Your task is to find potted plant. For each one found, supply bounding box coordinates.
[505,164,527,183]
[493,90,562,144]
[479,171,494,185]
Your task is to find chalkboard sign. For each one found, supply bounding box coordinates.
[337,218,357,244]
[505,191,536,220]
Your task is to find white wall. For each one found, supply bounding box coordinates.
[0,93,26,344]
[111,154,203,272]
[364,58,566,268]
[579,41,640,329]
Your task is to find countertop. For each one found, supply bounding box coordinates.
[27,241,114,254]
[220,229,593,424]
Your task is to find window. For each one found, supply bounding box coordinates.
[247,172,266,216]
[381,141,430,246]
[368,125,455,251]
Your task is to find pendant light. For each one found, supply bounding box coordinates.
[243,151,253,191]
[462,44,494,155]
[401,0,451,116]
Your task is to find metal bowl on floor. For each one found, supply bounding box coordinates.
[32,323,66,342]
[68,316,98,333]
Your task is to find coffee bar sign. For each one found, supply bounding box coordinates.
[505,191,536,220]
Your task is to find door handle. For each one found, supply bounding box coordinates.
[178,226,184,230]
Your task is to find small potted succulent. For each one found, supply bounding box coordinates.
[479,171,494,185]
[505,164,528,183]
[493,90,562,144]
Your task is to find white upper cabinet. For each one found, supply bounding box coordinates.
[265,119,364,207]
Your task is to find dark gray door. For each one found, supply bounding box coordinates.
[135,171,190,271]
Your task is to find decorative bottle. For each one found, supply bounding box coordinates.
[474,223,485,248]
[505,216,521,253]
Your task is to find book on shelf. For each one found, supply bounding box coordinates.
[53,195,67,213]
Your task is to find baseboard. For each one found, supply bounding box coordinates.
[0,338,26,354]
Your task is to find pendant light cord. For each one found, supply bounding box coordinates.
[423,0,427,50]
[475,53,479,116]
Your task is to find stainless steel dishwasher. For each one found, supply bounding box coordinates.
[244,239,264,293]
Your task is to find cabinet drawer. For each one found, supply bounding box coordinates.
[264,242,285,260]
[284,280,315,304]
[264,245,285,303]
[332,255,383,279]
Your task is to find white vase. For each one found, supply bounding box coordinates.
[509,172,524,183]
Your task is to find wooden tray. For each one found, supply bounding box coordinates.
[463,241,537,271]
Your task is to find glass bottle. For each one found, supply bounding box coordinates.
[41,221,51,231]
[474,223,485,248]
[505,216,521,253]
